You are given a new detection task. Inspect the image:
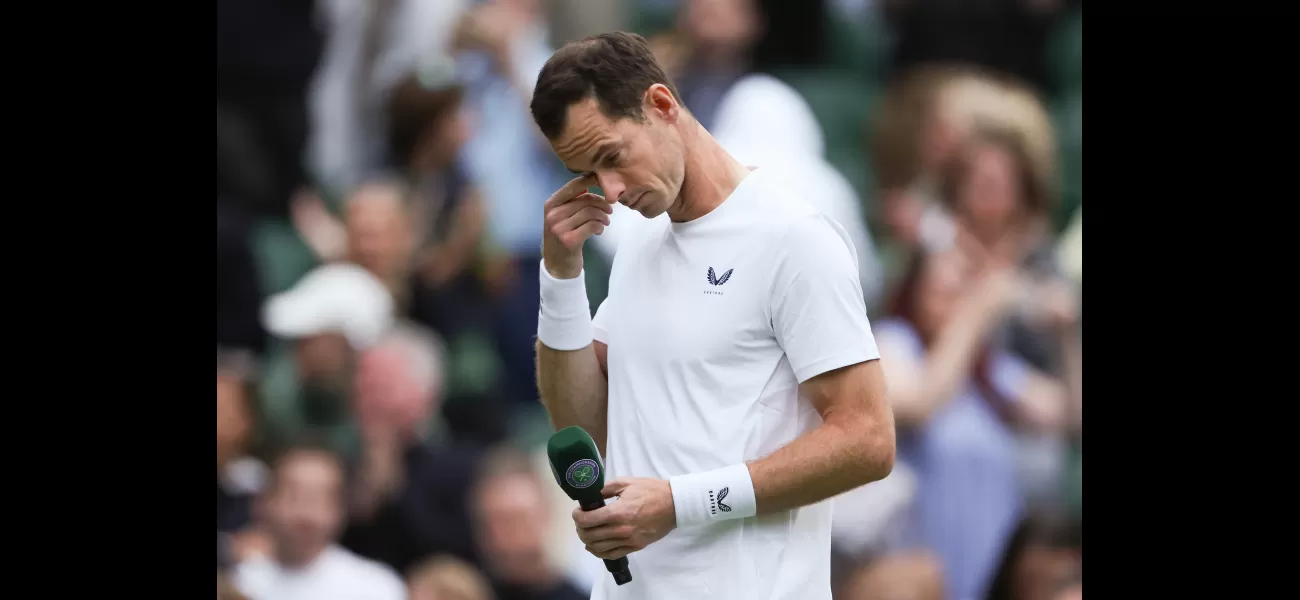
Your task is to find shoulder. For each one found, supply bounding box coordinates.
[757,184,856,268]
[329,547,406,595]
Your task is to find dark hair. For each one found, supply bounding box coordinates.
[530,31,683,140]
[387,74,464,167]
[983,513,1082,600]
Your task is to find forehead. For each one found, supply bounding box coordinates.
[277,452,342,488]
[551,98,632,169]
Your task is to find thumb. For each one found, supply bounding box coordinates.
[602,478,631,499]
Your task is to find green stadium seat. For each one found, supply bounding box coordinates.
[1048,10,1083,95]
[628,4,677,36]
[1053,91,1082,230]
[251,218,319,295]
[823,13,891,81]
[772,70,879,206]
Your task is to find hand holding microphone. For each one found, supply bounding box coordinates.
[547,426,677,586]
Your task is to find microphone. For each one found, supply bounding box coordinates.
[546,426,633,586]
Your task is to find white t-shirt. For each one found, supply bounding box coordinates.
[590,168,880,600]
[235,545,406,600]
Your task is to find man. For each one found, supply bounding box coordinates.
[235,442,405,600]
[528,32,896,600]
[342,321,483,574]
[471,448,588,600]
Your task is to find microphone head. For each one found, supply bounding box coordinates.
[546,426,605,501]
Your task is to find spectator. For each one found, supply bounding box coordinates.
[260,262,396,456]
[342,321,484,574]
[664,0,765,130]
[875,247,1067,600]
[837,552,945,600]
[471,448,587,600]
[409,554,498,600]
[292,172,512,444]
[384,73,499,344]
[235,442,406,600]
[452,0,568,407]
[936,123,1074,377]
[984,515,1082,600]
[308,0,469,194]
[218,369,266,536]
[871,67,1004,251]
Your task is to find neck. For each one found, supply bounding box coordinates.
[276,544,327,571]
[502,562,561,590]
[667,119,749,223]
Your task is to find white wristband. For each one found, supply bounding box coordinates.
[670,464,757,528]
[537,260,593,351]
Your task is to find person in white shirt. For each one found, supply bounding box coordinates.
[589,73,886,312]
[235,444,406,600]
[527,32,896,600]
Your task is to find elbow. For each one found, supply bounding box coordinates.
[866,431,896,483]
[852,416,896,485]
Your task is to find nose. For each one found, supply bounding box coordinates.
[595,172,625,204]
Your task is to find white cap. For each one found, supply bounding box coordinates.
[262,263,395,350]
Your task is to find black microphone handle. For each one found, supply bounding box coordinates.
[580,498,633,585]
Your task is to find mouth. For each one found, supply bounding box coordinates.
[625,191,646,209]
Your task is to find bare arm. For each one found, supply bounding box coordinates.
[536,339,610,455]
[881,269,1018,426]
[536,175,616,453]
[749,360,895,514]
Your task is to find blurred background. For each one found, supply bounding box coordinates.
[216,0,1082,598]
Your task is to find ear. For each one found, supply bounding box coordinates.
[644,84,680,124]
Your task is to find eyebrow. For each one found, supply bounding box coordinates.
[566,142,622,175]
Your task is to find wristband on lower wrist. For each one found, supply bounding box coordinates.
[670,464,757,527]
[537,260,593,351]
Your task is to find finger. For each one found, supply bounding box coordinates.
[572,505,616,529]
[560,220,606,248]
[545,175,596,210]
[587,544,635,560]
[548,194,611,223]
[576,523,634,545]
[602,478,631,499]
[558,206,612,233]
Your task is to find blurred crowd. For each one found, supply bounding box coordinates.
[216,0,1082,599]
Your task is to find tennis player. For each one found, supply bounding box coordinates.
[530,32,896,600]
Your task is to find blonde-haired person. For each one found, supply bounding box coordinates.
[872,67,1059,255]
[408,555,497,600]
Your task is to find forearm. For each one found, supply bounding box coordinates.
[536,341,609,454]
[749,412,896,514]
[898,293,1005,423]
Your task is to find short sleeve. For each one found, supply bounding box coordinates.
[771,215,880,383]
[592,298,612,344]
